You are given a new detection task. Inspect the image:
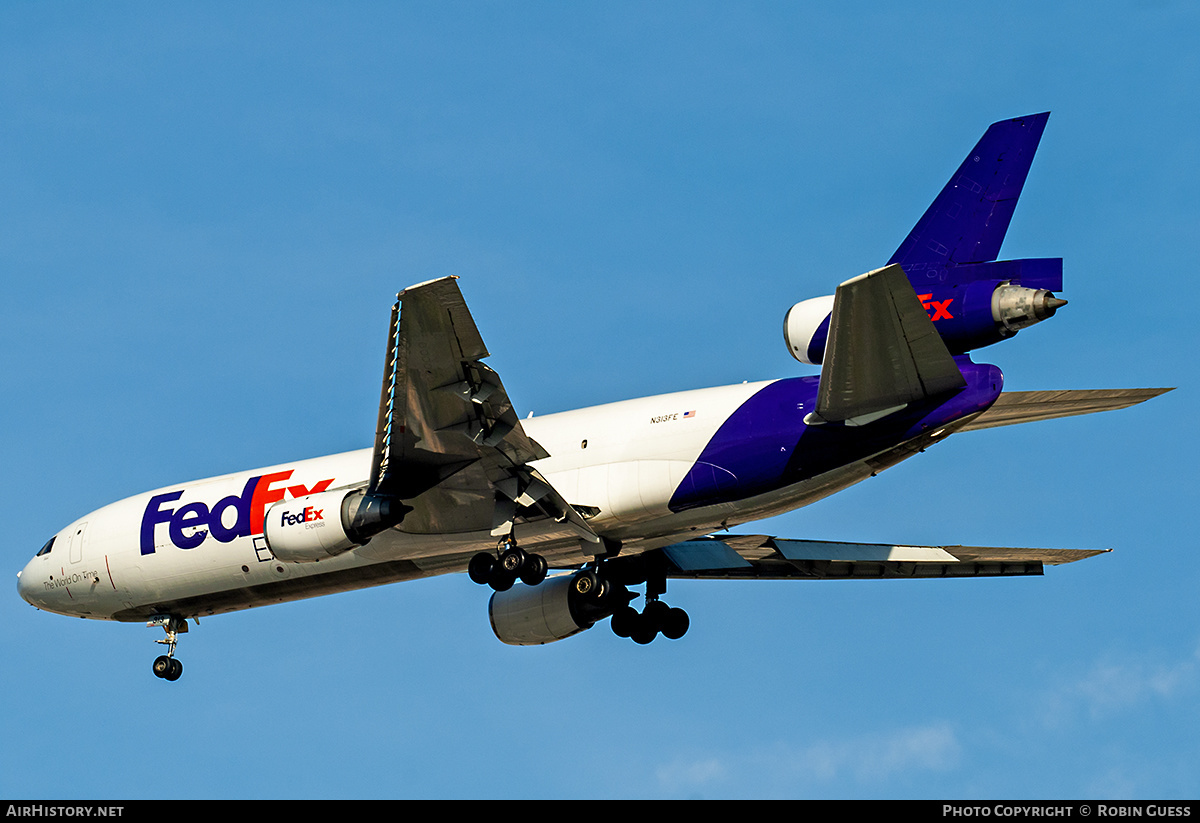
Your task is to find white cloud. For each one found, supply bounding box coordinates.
[1046,641,1200,722]
[653,722,961,797]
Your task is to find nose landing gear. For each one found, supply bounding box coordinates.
[147,615,187,681]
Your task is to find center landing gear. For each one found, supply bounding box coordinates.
[148,614,187,681]
[610,598,690,644]
[469,537,548,591]
[604,550,690,644]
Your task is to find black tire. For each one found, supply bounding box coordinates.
[610,606,638,638]
[519,553,548,586]
[488,568,515,592]
[630,615,658,645]
[468,552,495,585]
[661,607,690,640]
[644,599,670,628]
[152,655,173,679]
[166,658,184,681]
[500,546,528,574]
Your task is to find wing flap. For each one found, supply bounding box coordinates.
[366,277,599,549]
[660,535,1106,580]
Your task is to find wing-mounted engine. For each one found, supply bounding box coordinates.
[489,576,588,645]
[262,488,402,563]
[489,573,629,645]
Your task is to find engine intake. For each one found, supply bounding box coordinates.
[783,295,835,365]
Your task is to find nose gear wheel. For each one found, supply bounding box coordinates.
[147,615,188,681]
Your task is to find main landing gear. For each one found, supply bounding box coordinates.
[567,564,689,645]
[148,614,187,681]
[469,537,548,591]
[469,540,691,645]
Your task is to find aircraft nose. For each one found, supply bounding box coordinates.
[17,557,42,608]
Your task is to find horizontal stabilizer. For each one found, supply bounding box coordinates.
[812,264,966,424]
[661,535,1106,581]
[956,388,1173,431]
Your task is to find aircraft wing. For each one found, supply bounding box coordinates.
[369,277,600,548]
[954,388,1173,431]
[657,535,1106,580]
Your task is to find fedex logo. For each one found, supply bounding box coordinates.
[918,293,954,321]
[279,506,324,527]
[140,470,333,554]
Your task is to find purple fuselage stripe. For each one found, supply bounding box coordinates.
[668,362,1004,512]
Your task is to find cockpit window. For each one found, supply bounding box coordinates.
[36,537,55,557]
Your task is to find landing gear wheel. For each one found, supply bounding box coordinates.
[152,655,174,678]
[519,553,548,586]
[610,606,638,639]
[661,607,690,640]
[644,599,670,623]
[468,552,495,585]
[630,615,658,645]
[153,655,183,680]
[488,567,515,592]
[470,536,550,589]
[499,546,528,575]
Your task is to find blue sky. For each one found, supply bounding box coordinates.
[2,2,1196,800]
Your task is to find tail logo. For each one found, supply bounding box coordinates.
[918,294,955,321]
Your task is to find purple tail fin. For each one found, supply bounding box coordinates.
[888,113,1050,283]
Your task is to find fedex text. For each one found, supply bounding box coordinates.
[140,470,332,554]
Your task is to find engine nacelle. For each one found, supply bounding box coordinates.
[783,280,1065,364]
[489,575,593,645]
[782,294,835,365]
[263,488,398,563]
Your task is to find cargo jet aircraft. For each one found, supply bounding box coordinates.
[17,113,1170,680]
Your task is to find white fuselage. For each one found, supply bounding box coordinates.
[21,379,874,623]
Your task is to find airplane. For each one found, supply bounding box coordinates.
[17,112,1171,681]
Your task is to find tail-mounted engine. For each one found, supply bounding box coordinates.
[784,259,1066,365]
